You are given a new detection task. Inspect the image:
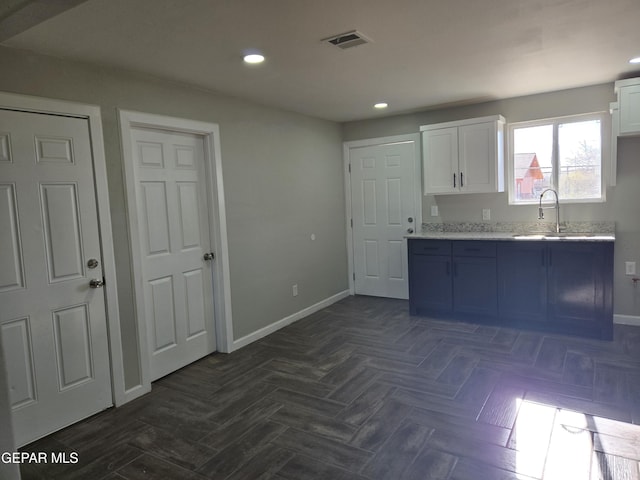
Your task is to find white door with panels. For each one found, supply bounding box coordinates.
[128,127,216,381]
[0,109,112,446]
[348,137,420,299]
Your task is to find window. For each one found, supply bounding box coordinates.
[508,113,607,204]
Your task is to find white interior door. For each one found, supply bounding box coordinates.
[129,127,216,381]
[0,109,112,446]
[349,138,419,299]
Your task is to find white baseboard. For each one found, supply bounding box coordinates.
[613,314,640,327]
[231,290,351,351]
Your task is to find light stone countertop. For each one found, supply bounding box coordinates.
[406,231,615,242]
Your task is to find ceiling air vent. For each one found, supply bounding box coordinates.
[323,30,372,50]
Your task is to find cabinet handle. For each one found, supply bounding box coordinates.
[453,173,456,188]
[460,172,464,187]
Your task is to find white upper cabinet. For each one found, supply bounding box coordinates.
[615,78,640,135]
[421,115,505,195]
[422,126,458,194]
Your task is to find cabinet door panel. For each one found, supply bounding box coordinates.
[409,254,452,313]
[547,243,607,329]
[619,84,640,135]
[458,122,496,193]
[453,256,497,316]
[497,242,547,323]
[422,128,458,194]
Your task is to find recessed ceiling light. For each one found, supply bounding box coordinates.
[244,54,265,64]
[374,102,388,109]
[630,56,640,64]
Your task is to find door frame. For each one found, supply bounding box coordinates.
[343,133,422,295]
[118,110,233,395]
[0,92,125,407]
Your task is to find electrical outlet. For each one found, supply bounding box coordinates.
[626,262,636,275]
[431,205,439,217]
[292,284,298,296]
[482,209,491,221]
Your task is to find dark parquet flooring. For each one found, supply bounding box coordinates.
[21,296,640,479]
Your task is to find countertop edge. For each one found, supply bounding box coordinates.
[406,232,615,242]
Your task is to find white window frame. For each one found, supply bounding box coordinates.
[507,112,610,205]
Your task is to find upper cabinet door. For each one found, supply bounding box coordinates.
[422,127,458,194]
[458,121,500,194]
[618,83,640,135]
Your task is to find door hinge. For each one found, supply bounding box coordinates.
[350,218,353,228]
[348,163,351,173]
[353,273,355,280]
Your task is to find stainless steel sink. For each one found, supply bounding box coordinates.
[512,233,609,240]
[547,232,594,237]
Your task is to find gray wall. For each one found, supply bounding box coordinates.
[344,84,640,317]
[0,46,348,390]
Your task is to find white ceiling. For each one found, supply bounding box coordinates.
[3,0,640,122]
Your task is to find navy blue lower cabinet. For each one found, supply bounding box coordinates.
[497,242,548,323]
[452,241,497,316]
[546,242,613,339]
[408,240,453,314]
[408,253,452,314]
[453,256,498,316]
[409,238,614,339]
[408,239,497,318]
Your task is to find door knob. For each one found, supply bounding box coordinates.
[89,278,104,288]
[408,217,414,223]
[407,228,414,234]
[203,252,215,261]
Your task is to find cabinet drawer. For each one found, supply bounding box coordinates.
[453,241,496,257]
[410,239,451,256]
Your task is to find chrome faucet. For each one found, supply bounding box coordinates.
[538,188,561,233]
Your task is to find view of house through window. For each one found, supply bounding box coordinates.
[510,114,603,204]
